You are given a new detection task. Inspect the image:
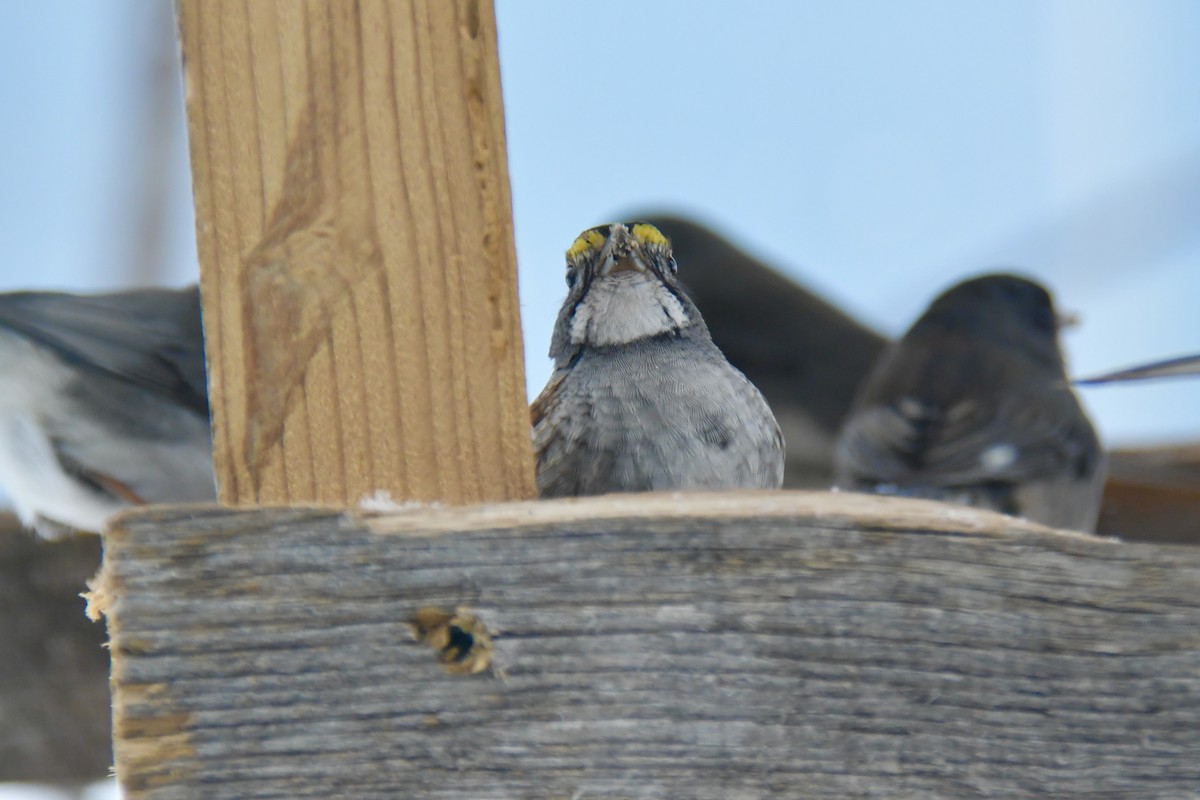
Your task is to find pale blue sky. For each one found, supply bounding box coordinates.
[496,0,1200,446]
[0,1,1198,454]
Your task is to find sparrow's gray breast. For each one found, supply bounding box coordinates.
[535,328,784,497]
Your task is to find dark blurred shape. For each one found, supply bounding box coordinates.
[630,214,1198,538]
[1099,445,1200,544]
[119,1,187,287]
[0,517,110,782]
[640,214,887,487]
[832,274,1105,531]
[1077,353,1200,385]
[0,286,207,413]
[1106,443,1200,490]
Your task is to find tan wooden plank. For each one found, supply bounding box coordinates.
[179,0,534,507]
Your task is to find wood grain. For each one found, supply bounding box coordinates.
[97,491,1200,798]
[178,0,534,507]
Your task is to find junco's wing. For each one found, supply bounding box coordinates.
[1076,353,1200,385]
[0,286,207,414]
[0,286,213,535]
[530,369,566,460]
[838,337,1099,489]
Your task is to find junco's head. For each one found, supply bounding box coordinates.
[912,273,1068,371]
[834,273,1105,532]
[0,286,214,537]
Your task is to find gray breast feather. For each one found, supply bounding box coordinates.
[534,338,784,497]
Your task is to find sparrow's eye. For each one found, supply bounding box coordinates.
[566,267,577,289]
[666,256,678,274]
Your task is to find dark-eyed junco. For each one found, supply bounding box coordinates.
[0,286,214,537]
[834,273,1106,531]
[638,214,887,487]
[532,222,784,497]
[1076,353,1200,385]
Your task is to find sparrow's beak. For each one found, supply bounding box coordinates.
[598,224,650,276]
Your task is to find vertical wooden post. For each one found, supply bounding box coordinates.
[179,0,535,507]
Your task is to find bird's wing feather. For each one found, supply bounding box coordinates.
[0,287,207,414]
[838,337,1099,488]
[839,385,1098,487]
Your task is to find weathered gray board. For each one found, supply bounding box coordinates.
[95,492,1200,799]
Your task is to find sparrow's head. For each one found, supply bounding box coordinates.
[917,273,1068,370]
[549,222,703,359]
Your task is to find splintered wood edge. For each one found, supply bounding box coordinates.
[84,563,113,622]
[100,489,1114,546]
[353,489,1101,540]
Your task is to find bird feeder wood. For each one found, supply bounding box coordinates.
[180,0,534,507]
[93,493,1200,798]
[87,0,1200,796]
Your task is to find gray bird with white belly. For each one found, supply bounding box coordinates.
[532,222,785,497]
[834,273,1106,532]
[0,286,214,537]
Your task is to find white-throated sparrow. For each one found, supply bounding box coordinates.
[532,222,784,497]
